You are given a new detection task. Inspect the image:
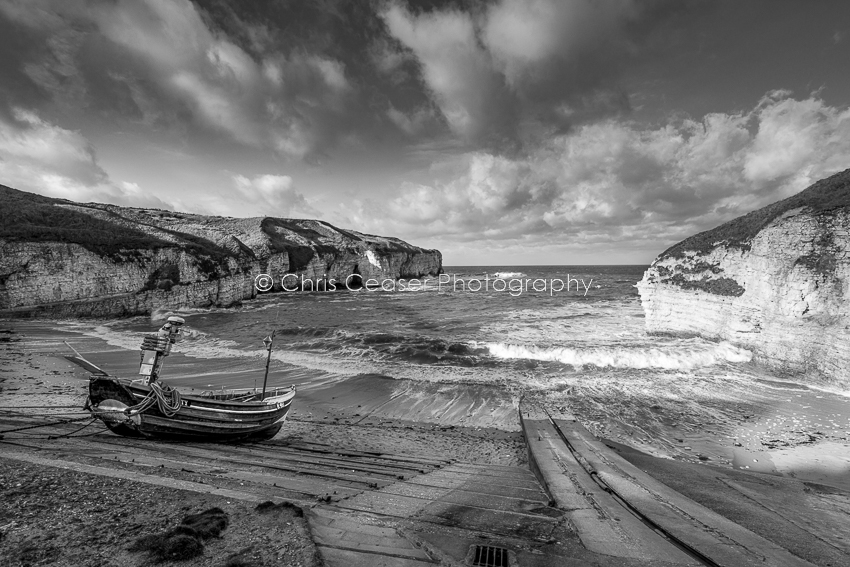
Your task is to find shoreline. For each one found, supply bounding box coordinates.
[2,319,849,566]
[2,319,848,490]
[0,321,529,464]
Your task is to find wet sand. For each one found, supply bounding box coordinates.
[551,373,850,492]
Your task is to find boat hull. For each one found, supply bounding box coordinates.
[87,377,295,441]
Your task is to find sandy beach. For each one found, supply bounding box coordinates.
[0,321,527,566]
[0,322,528,464]
[2,319,849,566]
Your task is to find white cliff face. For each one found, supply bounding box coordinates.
[0,201,442,317]
[638,208,850,386]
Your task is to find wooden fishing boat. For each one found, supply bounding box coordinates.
[85,377,295,441]
[70,318,295,441]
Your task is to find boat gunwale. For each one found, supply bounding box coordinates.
[125,390,295,416]
[118,379,296,411]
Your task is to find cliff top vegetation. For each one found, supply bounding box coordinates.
[659,168,850,260]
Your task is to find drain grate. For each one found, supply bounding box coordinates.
[470,545,509,567]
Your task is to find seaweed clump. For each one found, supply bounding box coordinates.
[668,275,745,296]
[128,507,229,562]
[255,500,303,517]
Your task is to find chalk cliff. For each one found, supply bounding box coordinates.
[0,185,442,317]
[638,168,850,387]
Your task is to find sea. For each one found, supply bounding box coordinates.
[63,265,850,470]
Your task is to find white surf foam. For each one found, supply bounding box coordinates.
[484,341,752,370]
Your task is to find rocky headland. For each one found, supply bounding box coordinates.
[0,185,442,317]
[638,168,850,387]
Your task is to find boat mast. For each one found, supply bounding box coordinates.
[261,330,276,400]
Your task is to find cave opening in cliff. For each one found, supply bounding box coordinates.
[348,265,363,289]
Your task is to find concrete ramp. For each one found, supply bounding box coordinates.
[307,506,437,567]
[521,403,819,567]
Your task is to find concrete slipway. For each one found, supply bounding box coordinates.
[2,403,845,567]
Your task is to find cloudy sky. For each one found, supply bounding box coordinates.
[2,0,850,265]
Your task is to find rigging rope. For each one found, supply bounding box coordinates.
[0,405,87,409]
[0,416,106,440]
[48,417,100,439]
[0,416,93,435]
[126,381,182,418]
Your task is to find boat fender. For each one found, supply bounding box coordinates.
[93,399,141,426]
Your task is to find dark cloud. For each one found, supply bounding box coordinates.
[379,0,678,149]
[0,0,679,158]
[0,5,66,112]
[0,0,391,161]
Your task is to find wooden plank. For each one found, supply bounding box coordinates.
[1,451,305,504]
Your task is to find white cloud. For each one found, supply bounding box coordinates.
[227,174,319,218]
[483,0,635,87]
[347,92,850,257]
[0,108,170,208]
[744,91,850,192]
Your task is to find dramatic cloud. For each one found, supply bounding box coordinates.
[0,108,170,208]
[381,4,515,143]
[1,0,356,160]
[380,0,639,145]
[1,2,849,264]
[347,92,850,256]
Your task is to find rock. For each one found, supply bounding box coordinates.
[637,168,850,388]
[0,184,442,317]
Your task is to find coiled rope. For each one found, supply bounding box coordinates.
[127,381,182,418]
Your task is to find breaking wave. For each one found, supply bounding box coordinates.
[485,341,752,370]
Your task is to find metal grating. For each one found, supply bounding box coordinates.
[471,545,509,567]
